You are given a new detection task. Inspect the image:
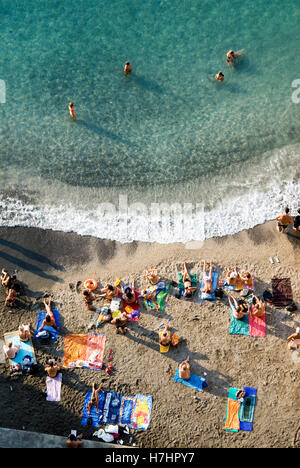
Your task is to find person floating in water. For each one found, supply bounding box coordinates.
[215,72,224,81]
[68,102,76,120]
[226,49,244,65]
[124,61,132,75]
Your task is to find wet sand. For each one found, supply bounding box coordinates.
[0,222,299,448]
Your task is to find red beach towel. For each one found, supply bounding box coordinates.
[249,307,266,337]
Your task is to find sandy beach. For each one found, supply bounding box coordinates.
[0,222,299,448]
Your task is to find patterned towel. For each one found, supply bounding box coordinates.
[271,277,293,307]
[46,373,62,401]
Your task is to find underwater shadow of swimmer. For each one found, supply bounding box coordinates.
[75,119,139,149]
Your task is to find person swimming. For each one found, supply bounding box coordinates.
[124,61,132,75]
[215,72,224,81]
[226,49,244,65]
[68,102,76,120]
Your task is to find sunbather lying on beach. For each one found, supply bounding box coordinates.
[182,262,198,299]
[3,341,20,359]
[98,284,121,301]
[18,323,31,342]
[251,296,265,318]
[228,294,250,320]
[38,296,58,331]
[45,359,61,378]
[145,268,160,285]
[179,356,191,380]
[276,207,294,233]
[201,260,214,294]
[82,289,97,311]
[287,328,300,350]
[87,382,104,415]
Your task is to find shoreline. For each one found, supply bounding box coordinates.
[0,222,299,448]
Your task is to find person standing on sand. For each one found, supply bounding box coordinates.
[276,207,294,233]
[68,102,76,120]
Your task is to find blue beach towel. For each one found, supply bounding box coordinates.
[229,306,250,336]
[35,309,60,341]
[81,391,106,428]
[173,368,207,391]
[119,396,136,425]
[199,270,219,301]
[5,334,36,366]
[239,387,257,431]
[101,391,122,425]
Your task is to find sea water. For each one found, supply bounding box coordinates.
[0,0,299,243]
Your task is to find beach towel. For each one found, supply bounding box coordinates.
[131,395,152,430]
[81,391,106,428]
[122,290,141,321]
[101,391,122,425]
[46,373,62,402]
[229,306,250,336]
[239,387,257,432]
[271,277,293,307]
[119,396,136,426]
[63,334,106,369]
[144,284,171,313]
[199,270,219,301]
[224,387,241,432]
[4,332,36,368]
[35,309,60,341]
[249,306,266,337]
[178,273,198,299]
[173,367,207,391]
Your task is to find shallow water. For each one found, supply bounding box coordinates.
[0,0,299,242]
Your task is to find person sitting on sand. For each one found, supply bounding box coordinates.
[3,341,20,359]
[68,102,76,120]
[240,270,253,289]
[201,260,214,294]
[226,267,243,290]
[182,262,198,299]
[82,289,97,311]
[98,284,121,301]
[215,72,224,81]
[145,268,160,285]
[18,324,31,342]
[159,323,172,352]
[111,312,128,335]
[5,287,17,307]
[228,294,250,320]
[38,296,59,331]
[276,207,294,233]
[294,208,300,232]
[124,61,132,75]
[122,282,138,305]
[179,356,191,380]
[45,359,61,378]
[66,433,84,449]
[287,327,300,350]
[87,382,104,415]
[251,296,265,318]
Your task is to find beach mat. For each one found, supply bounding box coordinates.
[229,306,250,336]
[239,387,257,432]
[119,396,136,426]
[131,394,152,430]
[199,270,219,301]
[271,277,293,307]
[35,309,60,341]
[173,367,207,391]
[144,284,171,313]
[101,391,122,425]
[46,373,62,402]
[63,334,106,369]
[4,331,36,367]
[249,307,266,337]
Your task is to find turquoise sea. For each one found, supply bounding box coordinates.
[0,0,299,242]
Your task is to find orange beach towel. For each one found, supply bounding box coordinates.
[63,334,106,369]
[224,398,240,431]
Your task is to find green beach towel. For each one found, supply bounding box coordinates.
[229,306,250,336]
[178,273,198,298]
[144,285,171,313]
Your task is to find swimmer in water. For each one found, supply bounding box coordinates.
[226,49,244,65]
[68,102,76,120]
[124,61,132,75]
[215,72,224,81]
